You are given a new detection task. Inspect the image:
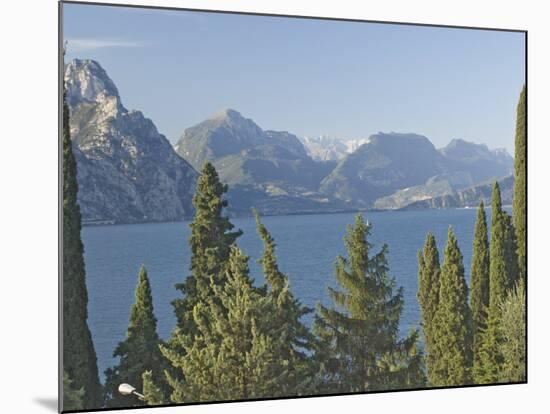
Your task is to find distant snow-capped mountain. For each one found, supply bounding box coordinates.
[299,136,370,161]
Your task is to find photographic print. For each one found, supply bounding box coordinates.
[60,1,526,412]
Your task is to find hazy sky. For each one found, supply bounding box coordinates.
[63,3,525,153]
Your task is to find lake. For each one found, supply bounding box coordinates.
[82,208,499,381]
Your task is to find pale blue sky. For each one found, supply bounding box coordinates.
[63,3,525,153]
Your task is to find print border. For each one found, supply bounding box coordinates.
[58,1,528,412]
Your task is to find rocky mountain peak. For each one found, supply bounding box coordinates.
[64,59,122,115]
[491,147,514,161]
[360,132,436,153]
[65,59,197,224]
[439,138,512,163]
[211,108,242,120]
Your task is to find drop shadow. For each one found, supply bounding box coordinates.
[34,397,58,412]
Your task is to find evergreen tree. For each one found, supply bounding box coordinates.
[474,185,512,383]
[513,86,527,283]
[430,227,472,386]
[254,210,317,395]
[489,182,515,302]
[470,201,490,373]
[417,232,441,384]
[104,266,166,407]
[171,162,242,336]
[142,370,167,406]
[504,213,520,289]
[62,74,102,408]
[499,282,526,382]
[473,314,502,384]
[314,214,425,393]
[63,371,85,412]
[161,246,282,402]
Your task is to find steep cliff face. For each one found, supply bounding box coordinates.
[65,59,197,224]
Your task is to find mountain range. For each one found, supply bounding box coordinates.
[174,109,343,215]
[64,59,514,224]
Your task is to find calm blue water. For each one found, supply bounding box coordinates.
[82,208,500,381]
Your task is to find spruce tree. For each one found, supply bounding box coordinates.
[314,214,425,393]
[254,210,317,395]
[470,200,490,373]
[171,162,242,336]
[104,266,166,407]
[430,227,472,386]
[62,76,102,409]
[513,86,526,283]
[161,246,282,402]
[417,232,441,384]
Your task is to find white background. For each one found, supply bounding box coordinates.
[1,0,547,413]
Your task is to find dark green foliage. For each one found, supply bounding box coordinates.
[172,162,242,335]
[473,310,503,383]
[254,210,317,395]
[142,370,167,406]
[63,371,85,411]
[474,183,518,383]
[162,246,283,402]
[314,214,425,393]
[490,182,507,303]
[504,213,520,289]
[489,182,517,305]
[417,233,441,384]
[62,78,102,409]
[470,201,490,371]
[513,86,526,282]
[430,227,472,386]
[500,282,526,382]
[104,266,167,407]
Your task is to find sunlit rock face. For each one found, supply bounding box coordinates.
[65,59,197,224]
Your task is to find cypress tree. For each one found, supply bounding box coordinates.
[504,213,520,289]
[499,282,526,382]
[430,227,472,386]
[513,86,526,283]
[474,183,511,383]
[314,214,425,393]
[62,75,102,409]
[63,371,85,412]
[490,182,510,303]
[417,232,441,384]
[161,246,282,402]
[254,210,317,395]
[171,162,242,335]
[489,182,518,303]
[470,200,490,373]
[104,266,166,407]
